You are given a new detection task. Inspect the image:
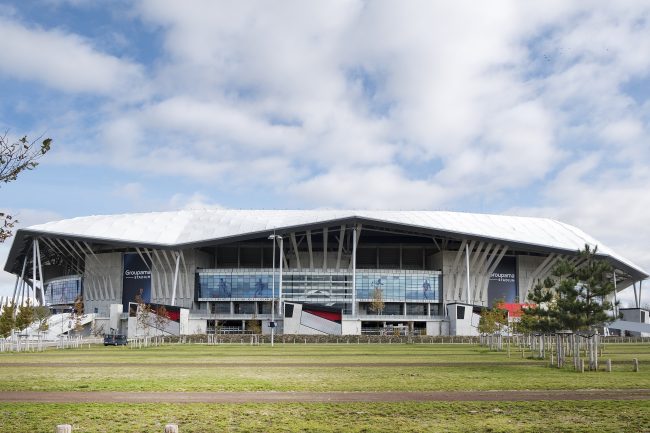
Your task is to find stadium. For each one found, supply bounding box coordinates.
[3,210,648,337]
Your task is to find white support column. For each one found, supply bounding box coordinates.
[352,226,357,316]
[171,251,181,306]
[614,274,619,315]
[639,280,643,307]
[12,255,28,306]
[290,233,301,270]
[161,250,176,301]
[450,240,467,301]
[279,236,284,315]
[335,225,345,270]
[322,227,328,269]
[306,230,313,269]
[11,275,20,306]
[32,239,37,304]
[632,281,638,309]
[36,239,44,306]
[180,251,190,302]
[271,236,276,347]
[465,243,471,304]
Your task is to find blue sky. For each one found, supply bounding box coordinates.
[1,1,649,305]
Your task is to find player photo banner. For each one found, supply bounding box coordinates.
[122,253,152,311]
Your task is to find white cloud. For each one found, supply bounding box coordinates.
[167,192,224,210]
[0,16,146,96]
[3,1,650,300]
[288,165,449,209]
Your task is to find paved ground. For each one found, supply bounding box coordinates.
[1,389,648,403]
[0,361,545,368]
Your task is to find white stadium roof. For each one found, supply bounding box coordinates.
[20,209,627,255]
[11,209,645,277]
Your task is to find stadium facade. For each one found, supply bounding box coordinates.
[3,210,648,337]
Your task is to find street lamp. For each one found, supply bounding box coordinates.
[268,233,284,347]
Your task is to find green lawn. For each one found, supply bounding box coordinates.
[1,363,648,392]
[1,343,649,432]
[1,401,649,433]
[0,343,648,392]
[1,342,648,364]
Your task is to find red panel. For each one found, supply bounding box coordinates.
[497,303,535,318]
[166,311,181,322]
[303,309,341,323]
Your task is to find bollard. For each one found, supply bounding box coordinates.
[55,425,72,433]
[606,359,612,372]
[164,424,179,433]
[633,358,639,372]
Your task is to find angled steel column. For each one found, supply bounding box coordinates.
[613,274,619,316]
[352,225,357,316]
[279,236,284,315]
[465,243,471,304]
[36,239,44,306]
[271,234,276,347]
[32,238,37,304]
[18,251,29,312]
[171,251,181,306]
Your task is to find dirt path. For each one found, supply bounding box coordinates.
[1,389,648,403]
[0,361,545,368]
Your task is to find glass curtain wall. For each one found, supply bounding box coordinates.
[45,276,82,306]
[197,269,442,309]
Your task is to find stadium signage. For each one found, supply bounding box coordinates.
[124,269,151,279]
[488,256,518,305]
[122,253,152,311]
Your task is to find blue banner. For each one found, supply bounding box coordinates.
[488,256,518,306]
[122,253,152,311]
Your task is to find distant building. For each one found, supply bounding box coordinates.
[3,210,647,336]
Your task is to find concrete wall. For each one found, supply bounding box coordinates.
[188,318,207,335]
[446,303,479,336]
[84,252,122,317]
[425,320,446,336]
[342,319,361,335]
[517,255,546,302]
[149,249,211,311]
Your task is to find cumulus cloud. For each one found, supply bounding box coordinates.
[2,1,650,296]
[167,192,224,210]
[0,15,146,96]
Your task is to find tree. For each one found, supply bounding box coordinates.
[153,305,170,344]
[0,302,16,338]
[555,245,617,332]
[14,299,35,332]
[1,133,52,242]
[478,300,508,351]
[522,277,559,334]
[34,306,50,334]
[369,286,385,315]
[135,291,152,342]
[522,245,618,369]
[73,295,85,331]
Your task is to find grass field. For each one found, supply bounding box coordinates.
[1,401,649,433]
[1,343,649,432]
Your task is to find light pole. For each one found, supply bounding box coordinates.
[268,234,283,347]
